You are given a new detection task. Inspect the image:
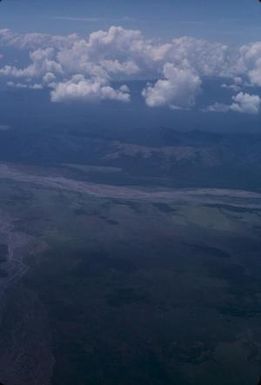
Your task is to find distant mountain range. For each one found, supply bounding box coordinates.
[0,125,260,191]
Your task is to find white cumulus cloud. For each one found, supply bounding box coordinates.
[230,92,261,114]
[0,27,260,107]
[50,74,130,103]
[207,92,261,115]
[142,64,201,108]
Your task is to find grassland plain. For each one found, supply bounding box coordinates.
[0,164,260,384]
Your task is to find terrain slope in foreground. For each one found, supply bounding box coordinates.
[0,164,260,385]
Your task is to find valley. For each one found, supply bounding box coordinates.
[0,162,260,385]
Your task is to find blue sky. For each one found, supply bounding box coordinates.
[0,0,261,43]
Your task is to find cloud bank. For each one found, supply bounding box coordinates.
[0,26,260,113]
